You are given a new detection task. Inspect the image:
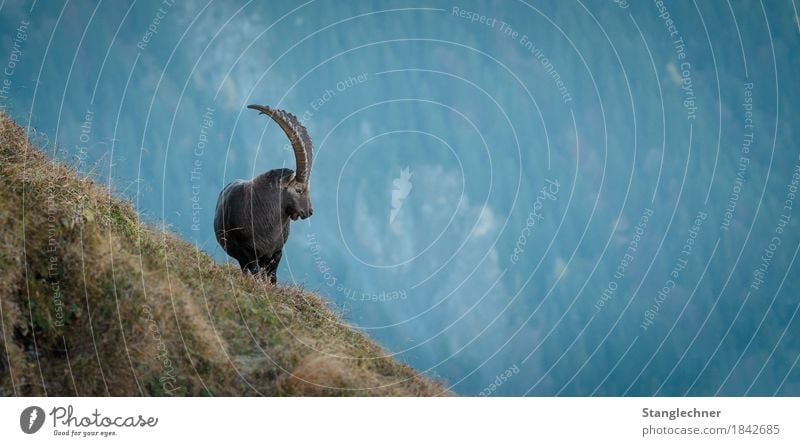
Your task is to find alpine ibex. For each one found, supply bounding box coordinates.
[214,104,313,284]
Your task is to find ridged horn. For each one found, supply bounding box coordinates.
[247,104,313,184]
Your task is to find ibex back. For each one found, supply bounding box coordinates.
[214,105,313,283]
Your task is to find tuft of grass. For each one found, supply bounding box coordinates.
[0,113,446,396]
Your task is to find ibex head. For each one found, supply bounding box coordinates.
[281,173,312,220]
[247,104,313,221]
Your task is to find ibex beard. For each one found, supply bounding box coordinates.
[213,104,314,284]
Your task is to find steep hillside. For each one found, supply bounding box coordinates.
[0,113,444,396]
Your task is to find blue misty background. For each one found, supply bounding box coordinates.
[2,0,799,396]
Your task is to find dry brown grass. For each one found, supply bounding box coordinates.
[0,113,446,396]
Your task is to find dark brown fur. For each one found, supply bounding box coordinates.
[214,106,313,283]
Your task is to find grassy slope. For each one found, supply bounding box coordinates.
[0,113,444,396]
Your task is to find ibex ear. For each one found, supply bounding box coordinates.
[280,172,296,188]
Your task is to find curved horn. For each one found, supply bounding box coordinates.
[248,104,313,184]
